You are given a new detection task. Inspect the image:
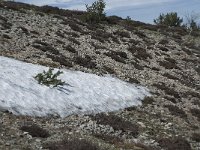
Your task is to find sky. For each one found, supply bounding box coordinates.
[16,0,200,24]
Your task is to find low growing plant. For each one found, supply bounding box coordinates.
[34,68,65,87]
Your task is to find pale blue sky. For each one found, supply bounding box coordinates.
[16,0,200,24]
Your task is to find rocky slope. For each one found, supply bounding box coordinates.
[0,1,200,150]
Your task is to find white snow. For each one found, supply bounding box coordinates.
[0,56,150,117]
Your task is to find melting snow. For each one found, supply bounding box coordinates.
[0,56,150,117]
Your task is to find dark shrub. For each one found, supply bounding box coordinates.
[44,137,99,150]
[158,39,169,45]
[90,42,107,50]
[75,55,97,69]
[134,30,147,38]
[68,37,81,45]
[158,46,169,52]
[128,45,151,60]
[163,73,179,80]
[114,30,131,38]
[153,83,180,98]
[20,124,50,138]
[158,137,191,150]
[190,108,200,121]
[131,61,144,70]
[106,15,122,24]
[2,34,11,39]
[46,54,73,67]
[191,133,200,142]
[164,96,177,103]
[159,60,179,69]
[104,51,126,63]
[165,105,187,118]
[128,77,140,84]
[91,113,140,137]
[102,66,116,74]
[64,45,76,53]
[55,31,65,38]
[142,96,154,106]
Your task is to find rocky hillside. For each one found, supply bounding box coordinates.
[0,1,200,150]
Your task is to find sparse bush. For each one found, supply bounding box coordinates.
[84,0,106,23]
[34,68,65,87]
[154,12,183,27]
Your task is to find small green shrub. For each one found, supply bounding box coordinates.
[154,12,183,27]
[84,0,106,23]
[35,68,65,87]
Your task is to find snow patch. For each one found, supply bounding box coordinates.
[0,56,150,117]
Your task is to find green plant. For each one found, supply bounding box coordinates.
[34,68,65,87]
[154,12,183,27]
[84,0,106,23]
